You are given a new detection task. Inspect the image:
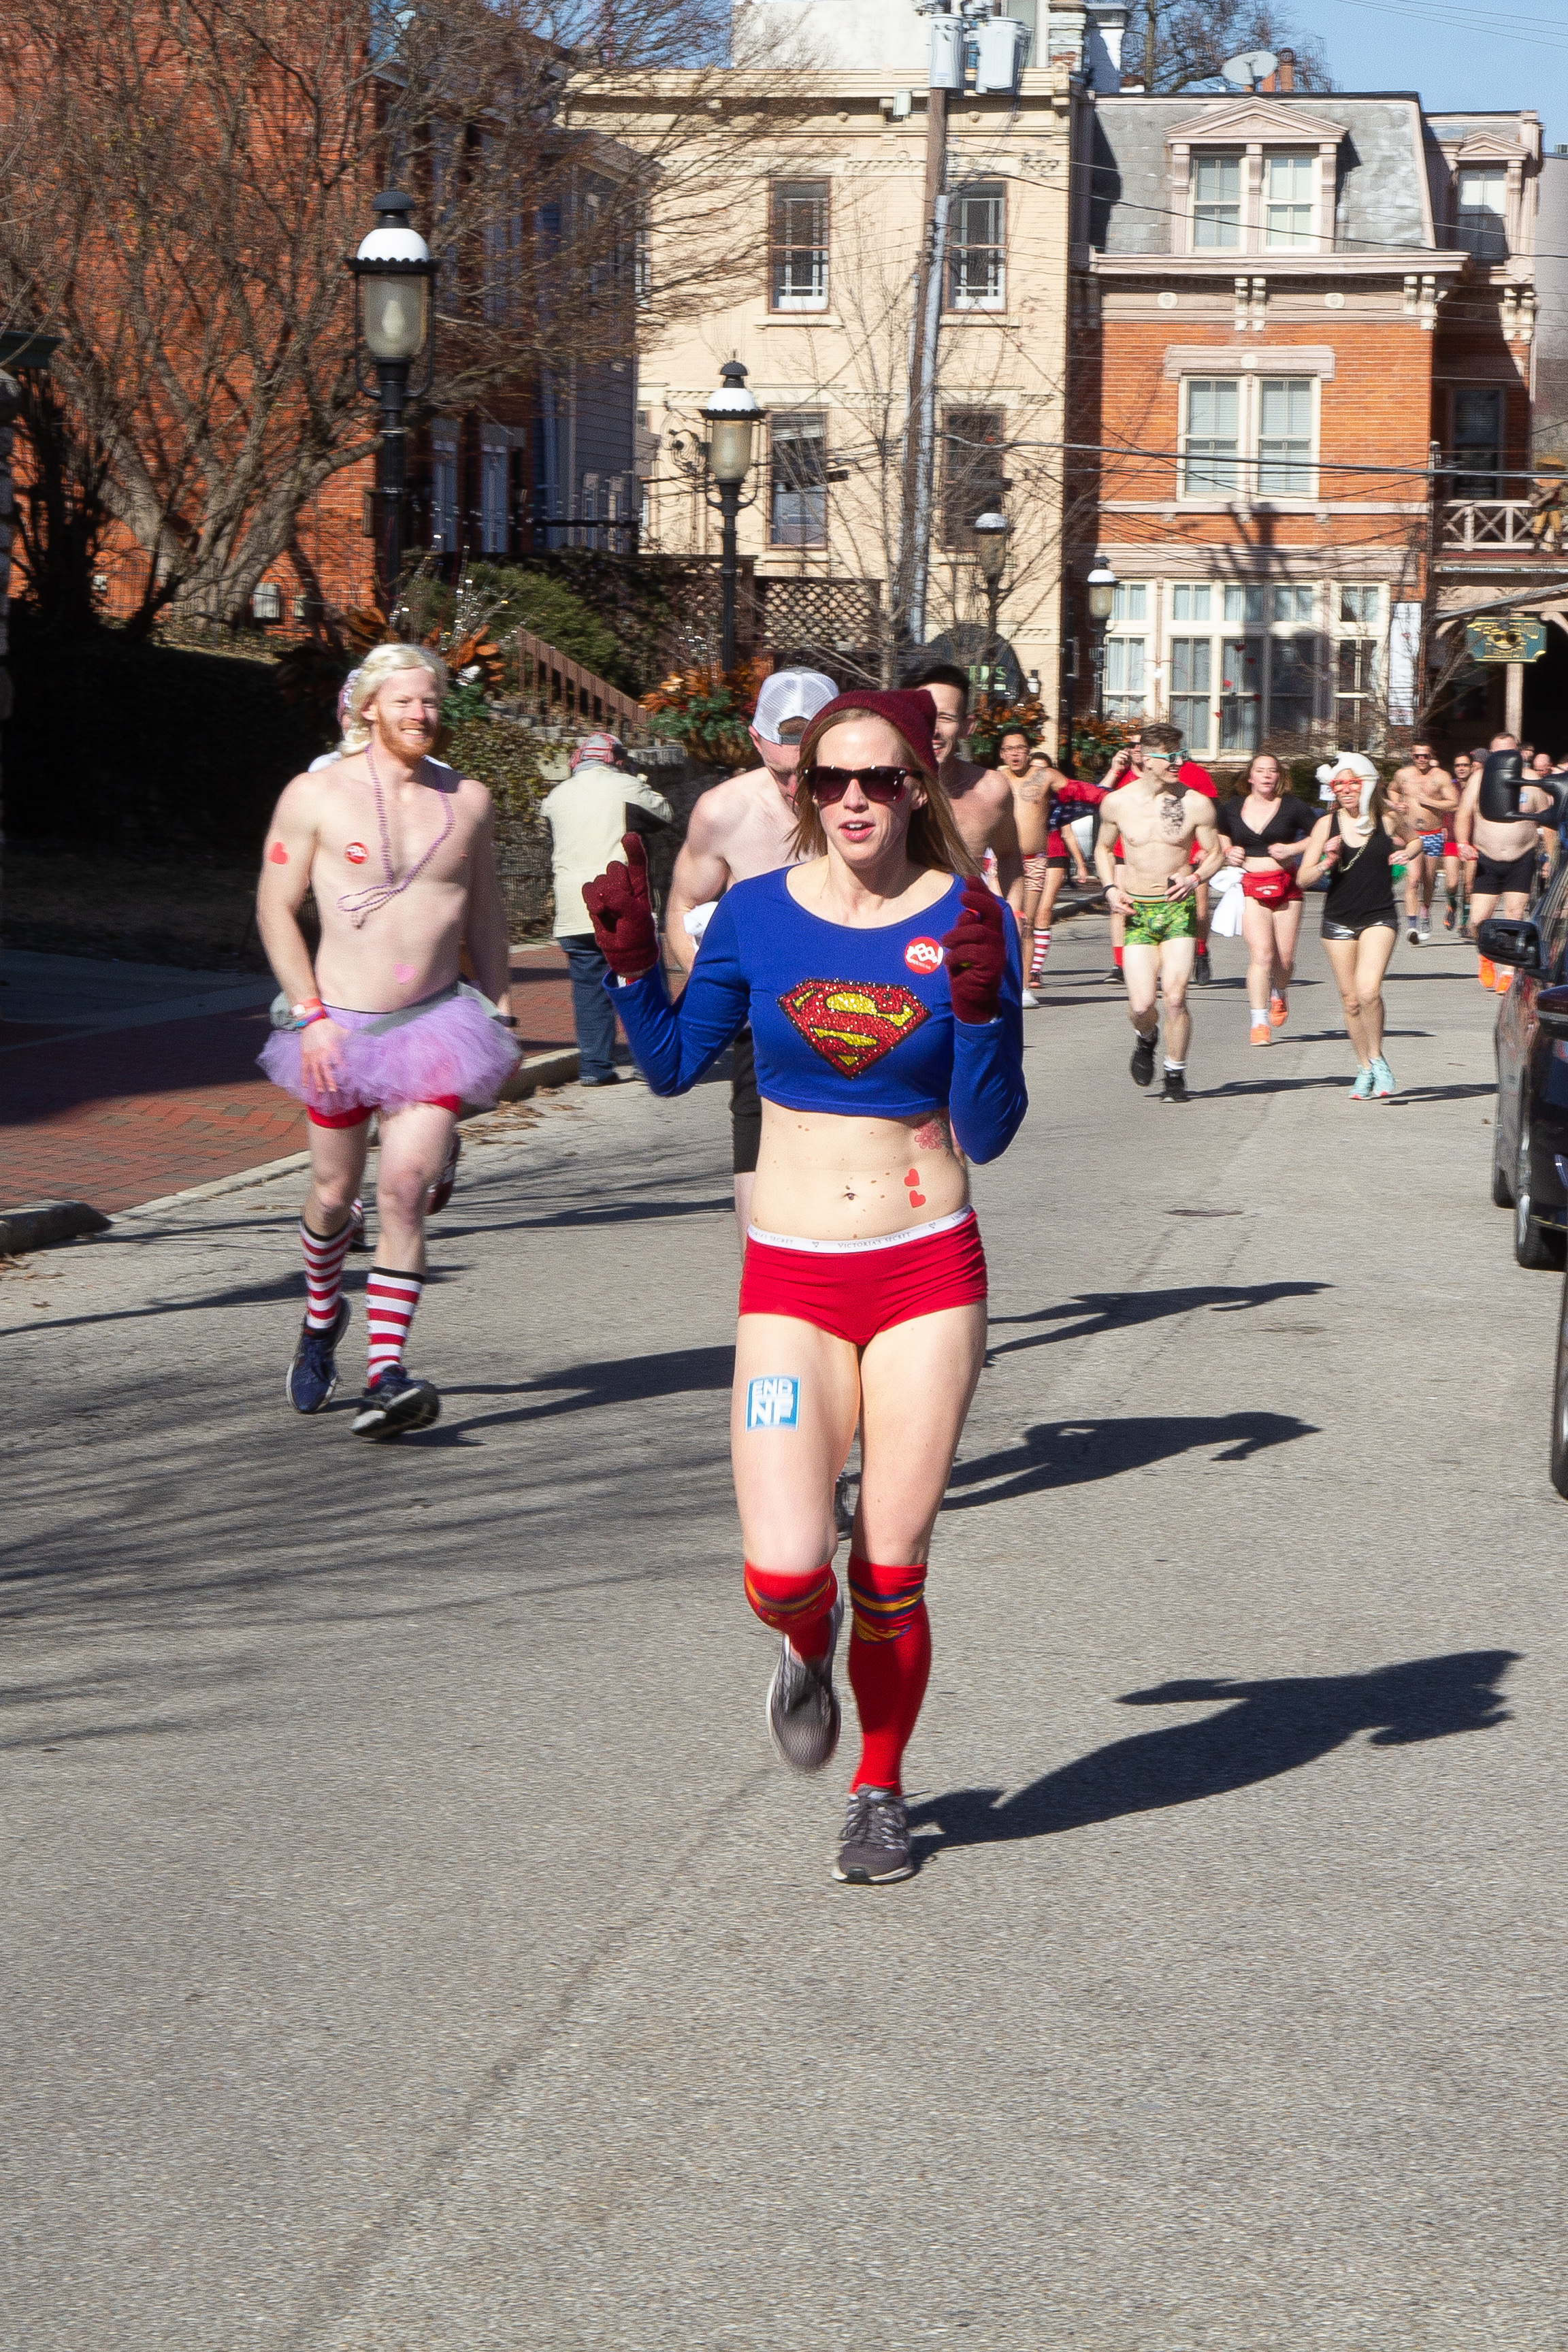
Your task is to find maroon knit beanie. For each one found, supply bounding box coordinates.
[797,687,940,781]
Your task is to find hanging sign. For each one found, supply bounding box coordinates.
[1467,617,1547,664]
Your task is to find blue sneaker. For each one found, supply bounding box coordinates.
[1370,1056,1396,1098]
[1350,1066,1374,1098]
[350,1363,441,1440]
[286,1296,350,1414]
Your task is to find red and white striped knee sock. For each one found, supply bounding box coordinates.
[299,1216,353,1331]
[1030,927,1050,980]
[365,1267,423,1385]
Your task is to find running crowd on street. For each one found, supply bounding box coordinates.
[252,644,1568,1884]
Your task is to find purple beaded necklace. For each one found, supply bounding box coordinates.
[338,746,455,928]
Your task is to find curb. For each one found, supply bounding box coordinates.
[501,1047,579,1099]
[118,1049,583,1220]
[0,1198,113,1254]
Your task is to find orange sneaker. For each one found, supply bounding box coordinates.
[1269,992,1288,1027]
[1495,966,1514,994]
[1250,1022,1271,1047]
[1477,956,1497,990]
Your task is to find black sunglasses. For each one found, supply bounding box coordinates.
[804,764,911,805]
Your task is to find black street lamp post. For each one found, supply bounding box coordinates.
[973,508,1010,709]
[700,360,765,672]
[347,191,437,619]
[1086,554,1117,721]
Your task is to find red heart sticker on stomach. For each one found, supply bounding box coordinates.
[908,1191,926,1207]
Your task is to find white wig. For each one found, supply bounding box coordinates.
[340,642,448,752]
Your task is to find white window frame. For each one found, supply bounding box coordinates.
[1179,374,1318,504]
[770,178,830,314]
[479,430,510,555]
[947,181,1007,312]
[1264,151,1315,250]
[1191,152,1242,250]
[1103,582,1149,721]
[1333,583,1385,749]
[1456,166,1508,263]
[431,421,460,557]
[1162,580,1332,755]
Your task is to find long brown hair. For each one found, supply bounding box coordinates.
[789,706,980,879]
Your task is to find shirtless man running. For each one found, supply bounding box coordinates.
[664,668,838,1243]
[257,643,519,1437]
[992,722,1056,1003]
[1094,724,1224,1102]
[903,659,1031,904]
[1389,740,1458,945]
[1457,734,1558,990]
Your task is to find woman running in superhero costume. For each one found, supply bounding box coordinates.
[583,689,1027,1885]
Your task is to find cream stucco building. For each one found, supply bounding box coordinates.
[570,1,1104,702]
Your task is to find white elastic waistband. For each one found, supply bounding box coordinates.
[746,1207,975,1256]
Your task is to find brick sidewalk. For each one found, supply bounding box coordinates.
[0,947,578,1215]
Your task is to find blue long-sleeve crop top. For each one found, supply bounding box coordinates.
[608,868,1028,1164]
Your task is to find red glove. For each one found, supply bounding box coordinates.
[582,832,658,980]
[941,881,1007,1024]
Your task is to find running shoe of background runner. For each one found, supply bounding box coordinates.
[833,1786,915,1884]
[1163,1068,1190,1103]
[1250,1019,1271,1047]
[1351,1066,1375,1098]
[834,1468,857,1543]
[1020,985,1041,1009]
[1478,956,1497,990]
[766,1594,843,1772]
[1418,909,1431,943]
[347,1197,370,1252]
[1369,1056,1396,1098]
[350,1364,442,1439]
[427,1131,461,1215]
[286,1296,350,1414]
[1194,945,1212,985]
[1407,914,1421,945]
[1270,991,1288,1027]
[1130,1031,1157,1088]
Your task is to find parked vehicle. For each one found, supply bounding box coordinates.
[1480,882,1568,1496]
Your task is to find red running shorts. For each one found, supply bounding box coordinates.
[308,1093,461,1129]
[738,1207,988,1346]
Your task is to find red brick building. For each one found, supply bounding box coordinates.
[1068,87,1556,766]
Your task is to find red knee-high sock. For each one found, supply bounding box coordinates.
[365,1267,423,1384]
[743,1562,838,1662]
[300,1215,353,1330]
[846,1553,931,1794]
[1113,943,1124,969]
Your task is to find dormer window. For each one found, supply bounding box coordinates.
[1456,167,1507,263]
[1265,154,1313,248]
[1192,156,1241,249]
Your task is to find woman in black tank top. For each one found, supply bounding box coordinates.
[1298,758,1411,1099]
[1216,752,1319,1045]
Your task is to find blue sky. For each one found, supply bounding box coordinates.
[1297,0,1566,132]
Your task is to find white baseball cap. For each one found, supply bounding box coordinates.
[751,669,838,745]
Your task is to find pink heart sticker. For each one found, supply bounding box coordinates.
[394,963,415,983]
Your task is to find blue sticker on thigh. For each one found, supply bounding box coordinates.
[746,1375,800,1431]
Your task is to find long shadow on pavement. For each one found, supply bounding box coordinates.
[910,1650,1519,1851]
[988,1281,1328,1357]
[947,1409,1318,1507]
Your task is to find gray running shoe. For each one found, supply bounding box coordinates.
[765,1593,843,1774]
[833,1786,915,1884]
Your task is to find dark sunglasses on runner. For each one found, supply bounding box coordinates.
[804,764,911,804]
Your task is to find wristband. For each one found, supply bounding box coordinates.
[292,998,326,1030]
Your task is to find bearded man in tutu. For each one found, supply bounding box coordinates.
[257,642,520,1438]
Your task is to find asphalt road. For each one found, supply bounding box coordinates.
[5,910,1566,2351]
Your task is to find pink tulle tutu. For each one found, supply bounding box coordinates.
[259,992,521,1115]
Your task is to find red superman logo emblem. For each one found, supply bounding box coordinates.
[777,979,930,1079]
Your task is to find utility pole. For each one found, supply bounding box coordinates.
[897,6,957,660]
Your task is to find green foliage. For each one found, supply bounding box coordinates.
[440,680,491,730]
[646,687,752,768]
[1071,715,1139,778]
[438,709,548,823]
[466,564,632,693]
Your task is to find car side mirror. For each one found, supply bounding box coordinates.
[1477,917,1542,972]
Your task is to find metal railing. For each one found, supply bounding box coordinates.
[1439,500,1547,552]
[508,625,653,738]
